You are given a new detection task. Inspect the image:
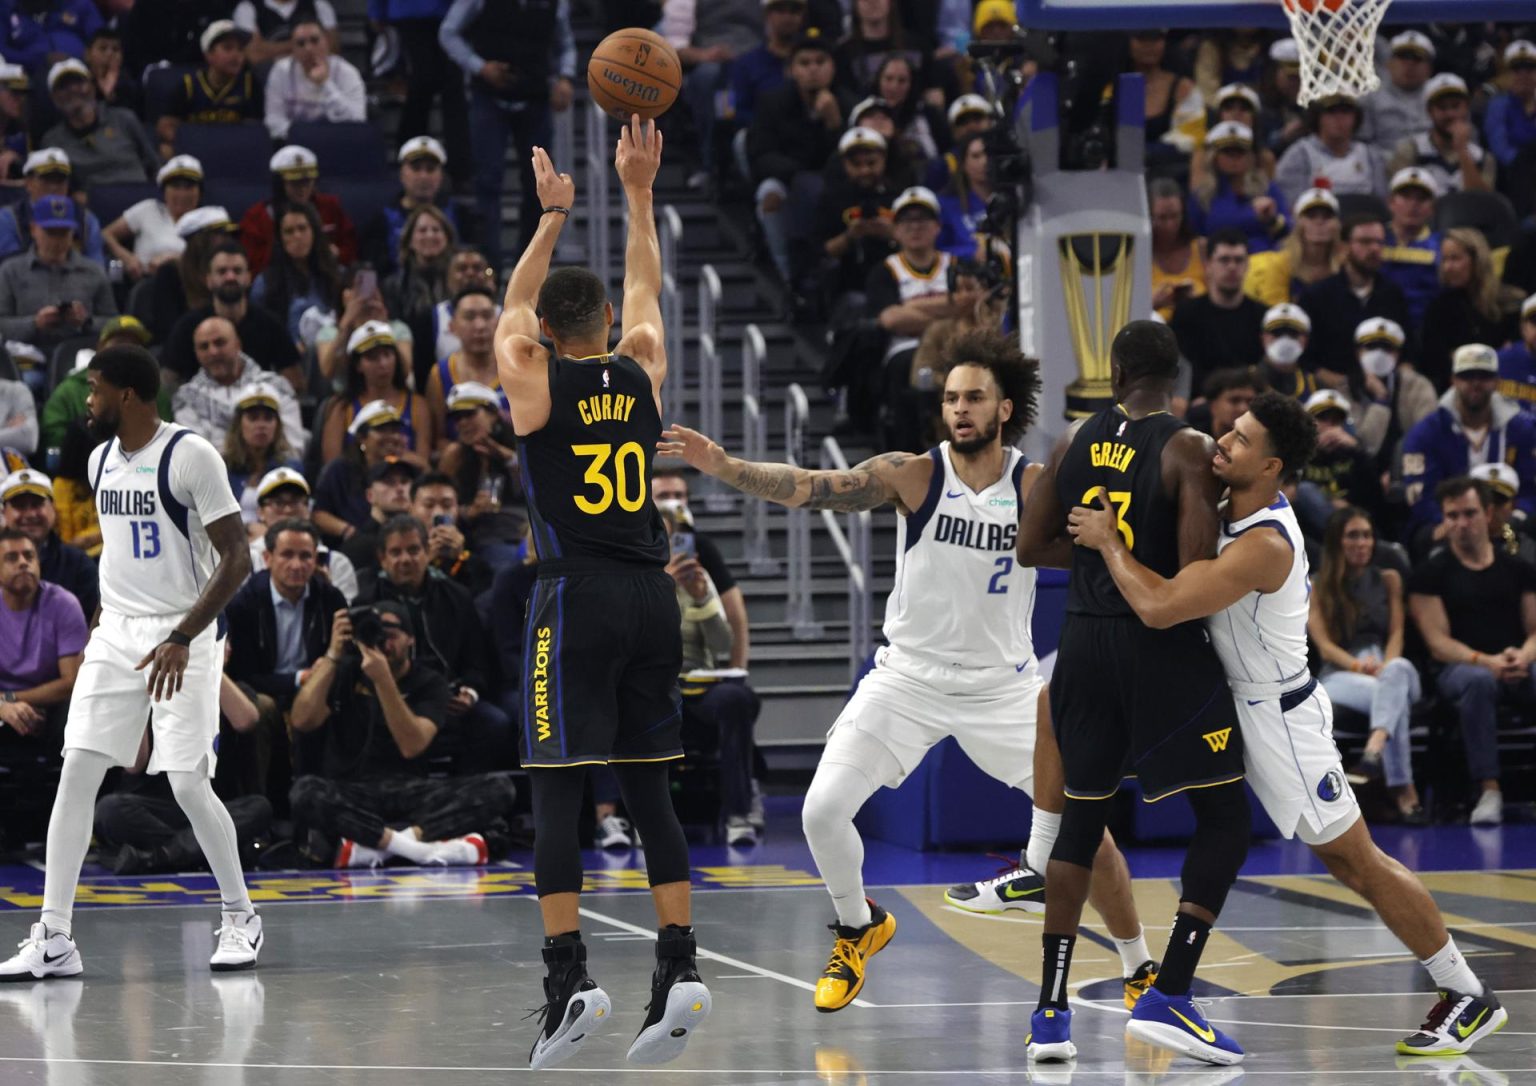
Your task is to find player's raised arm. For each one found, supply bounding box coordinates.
[1068,488,1288,628]
[496,146,575,371]
[658,424,930,513]
[613,115,666,380]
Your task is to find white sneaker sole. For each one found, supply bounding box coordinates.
[626,981,711,1064]
[943,890,1045,915]
[0,952,83,982]
[1126,1018,1244,1065]
[529,985,612,1070]
[1399,1005,1509,1056]
[211,931,262,973]
[1026,1039,1077,1062]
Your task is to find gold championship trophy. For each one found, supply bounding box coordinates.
[1058,233,1137,419]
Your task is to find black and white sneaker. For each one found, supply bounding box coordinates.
[944,854,1045,914]
[627,925,711,1064]
[528,937,612,1070]
[0,924,82,982]
[1396,988,1508,1056]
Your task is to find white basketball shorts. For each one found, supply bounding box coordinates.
[1238,678,1360,845]
[65,611,222,777]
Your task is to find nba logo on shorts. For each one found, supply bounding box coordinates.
[1317,769,1344,802]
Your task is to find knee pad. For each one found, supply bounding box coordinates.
[1180,783,1252,915]
[1051,797,1110,870]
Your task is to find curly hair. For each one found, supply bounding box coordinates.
[939,328,1041,445]
[1247,390,1317,481]
[537,267,609,340]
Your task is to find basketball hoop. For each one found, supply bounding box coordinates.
[1279,0,1394,106]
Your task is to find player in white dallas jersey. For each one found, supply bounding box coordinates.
[1068,392,1508,1060]
[660,330,1157,1014]
[0,346,264,984]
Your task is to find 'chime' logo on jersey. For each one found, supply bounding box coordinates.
[932,513,1018,553]
[98,489,158,517]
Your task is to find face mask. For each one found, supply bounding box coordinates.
[1266,337,1304,367]
[655,498,692,527]
[1360,348,1397,378]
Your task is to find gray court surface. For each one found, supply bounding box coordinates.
[1,875,1533,1084]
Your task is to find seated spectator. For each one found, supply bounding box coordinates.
[1472,462,1536,566]
[658,0,762,188]
[42,59,158,189]
[172,316,307,451]
[235,0,341,65]
[239,145,358,276]
[102,155,204,282]
[1190,84,1275,185]
[437,383,527,569]
[383,204,456,357]
[747,28,845,283]
[1409,476,1536,826]
[832,0,935,102]
[1351,317,1436,472]
[1380,167,1441,330]
[0,148,99,270]
[1307,507,1425,823]
[816,127,897,300]
[837,97,917,190]
[1187,122,1287,253]
[1192,29,1266,105]
[1299,215,1409,392]
[936,133,1000,264]
[251,201,341,345]
[1402,344,1536,539]
[0,527,86,751]
[0,196,116,367]
[1259,38,1306,159]
[144,205,238,343]
[262,15,365,140]
[1185,367,1257,441]
[1274,95,1388,212]
[0,357,36,456]
[921,94,995,193]
[1257,302,1318,401]
[872,55,945,171]
[1296,390,1381,536]
[122,0,233,74]
[1148,177,1204,320]
[0,61,29,176]
[1170,228,1265,396]
[1388,74,1496,195]
[1,0,102,68]
[0,468,97,618]
[1420,228,1523,392]
[1122,29,1205,171]
[224,389,303,529]
[319,321,433,466]
[408,470,493,595]
[653,469,751,668]
[162,241,303,393]
[361,137,470,277]
[355,515,511,770]
[425,287,504,450]
[157,20,262,159]
[246,467,359,602]
[728,0,805,133]
[312,402,414,543]
[1486,40,1536,219]
[1243,187,1343,307]
[289,601,513,868]
[339,455,419,568]
[314,264,417,387]
[1498,294,1536,415]
[40,317,172,454]
[427,247,495,371]
[84,28,143,117]
[1358,31,1434,150]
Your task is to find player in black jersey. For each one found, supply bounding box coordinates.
[1017,321,1250,1067]
[494,117,708,1070]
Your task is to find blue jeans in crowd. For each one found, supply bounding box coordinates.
[469,88,553,271]
[1320,649,1421,788]
[1436,661,1536,785]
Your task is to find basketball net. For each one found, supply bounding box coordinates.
[1280,0,1393,106]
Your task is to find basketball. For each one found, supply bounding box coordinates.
[587,28,681,121]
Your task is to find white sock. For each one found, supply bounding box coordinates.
[802,732,903,931]
[343,841,388,868]
[1025,809,1062,876]
[1421,936,1484,997]
[1115,926,1153,975]
[168,768,253,914]
[40,749,116,940]
[383,827,434,864]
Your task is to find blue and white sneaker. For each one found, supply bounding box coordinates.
[1396,988,1507,1057]
[1026,1005,1077,1062]
[1126,989,1243,1066]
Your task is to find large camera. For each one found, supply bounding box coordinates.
[347,605,387,651]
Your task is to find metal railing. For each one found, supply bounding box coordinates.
[659,206,684,422]
[583,101,613,294]
[739,324,777,570]
[817,436,874,680]
[552,105,577,260]
[697,264,722,440]
[783,383,820,640]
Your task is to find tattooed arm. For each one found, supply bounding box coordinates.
[658,425,933,514]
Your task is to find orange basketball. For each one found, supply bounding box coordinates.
[587,28,682,121]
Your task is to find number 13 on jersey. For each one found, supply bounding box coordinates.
[1081,488,1134,550]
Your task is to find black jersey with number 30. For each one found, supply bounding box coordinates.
[1057,406,1190,618]
[516,353,668,568]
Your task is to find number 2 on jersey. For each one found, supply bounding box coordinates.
[987,556,1012,594]
[130,520,160,559]
[573,442,646,515]
[1081,488,1134,550]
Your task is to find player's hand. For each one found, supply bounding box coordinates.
[0,700,41,735]
[657,424,729,476]
[615,114,663,192]
[357,641,392,685]
[327,608,353,659]
[1066,487,1120,551]
[531,145,576,212]
[136,637,190,703]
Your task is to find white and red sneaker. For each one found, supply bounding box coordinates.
[426,833,488,866]
[335,839,386,868]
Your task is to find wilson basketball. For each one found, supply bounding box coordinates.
[587,28,682,121]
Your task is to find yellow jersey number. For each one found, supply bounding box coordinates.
[573,442,647,515]
[1081,488,1134,550]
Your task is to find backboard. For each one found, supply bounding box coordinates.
[1016,0,1531,31]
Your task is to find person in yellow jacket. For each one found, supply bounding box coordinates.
[1245,187,1345,305]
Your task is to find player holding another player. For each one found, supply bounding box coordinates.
[659,329,1160,1014]
[0,346,262,982]
[495,117,709,1070]
[1068,391,1509,1060]
[1018,320,1250,1066]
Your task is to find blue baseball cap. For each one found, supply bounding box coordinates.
[31,195,76,231]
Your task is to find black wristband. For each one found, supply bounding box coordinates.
[542,206,570,217]
[164,630,193,648]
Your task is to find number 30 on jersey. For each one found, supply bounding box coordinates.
[573,442,646,515]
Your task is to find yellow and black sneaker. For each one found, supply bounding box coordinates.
[813,902,896,1013]
[1123,959,1159,1009]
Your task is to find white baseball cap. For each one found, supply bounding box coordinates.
[270,145,319,178]
[1215,84,1261,113]
[1305,389,1351,418]
[0,61,28,90]
[837,126,887,155]
[1389,31,1435,60]
[1294,187,1340,217]
[200,19,252,55]
[0,468,52,503]
[1471,462,1520,499]
[1504,40,1536,65]
[891,186,941,218]
[1206,120,1254,150]
[446,381,501,413]
[1270,39,1300,66]
[1355,317,1405,347]
[1452,343,1498,376]
[157,154,204,186]
[1424,72,1469,104]
[1390,166,1440,197]
[348,398,406,436]
[1264,303,1311,335]
[398,135,447,165]
[947,93,994,125]
[175,205,233,237]
[1522,293,1536,322]
[22,147,70,177]
[849,96,895,126]
[46,58,90,91]
[346,320,396,356]
[257,466,311,501]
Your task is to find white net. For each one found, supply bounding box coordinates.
[1280,0,1394,106]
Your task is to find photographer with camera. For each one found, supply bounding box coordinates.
[288,600,515,867]
[409,471,494,595]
